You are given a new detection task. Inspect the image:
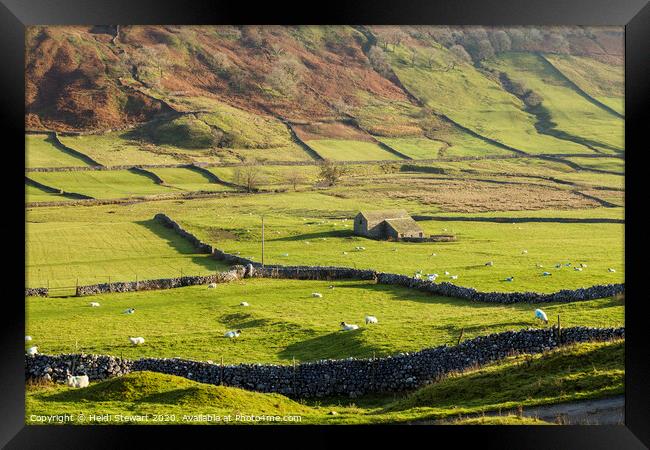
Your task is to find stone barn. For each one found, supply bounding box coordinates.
[354,210,425,240]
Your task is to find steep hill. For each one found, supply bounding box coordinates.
[25,25,623,157]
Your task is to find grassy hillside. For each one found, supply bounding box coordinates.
[26,339,623,424]
[148,168,234,192]
[26,134,92,168]
[486,52,624,153]
[26,279,623,362]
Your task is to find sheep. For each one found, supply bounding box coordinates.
[427,274,438,281]
[414,273,422,279]
[123,308,136,314]
[536,264,544,268]
[534,309,548,324]
[542,272,552,276]
[450,275,458,280]
[521,250,528,254]
[328,285,335,289]
[342,252,348,255]
[505,276,514,282]
[555,263,562,269]
[355,246,366,251]
[66,375,89,388]
[129,337,145,345]
[208,283,217,288]
[365,315,378,325]
[574,267,583,272]
[89,302,100,307]
[485,261,494,267]
[312,292,323,298]
[25,336,32,342]
[281,253,289,257]
[444,271,450,276]
[240,301,250,307]
[340,322,359,331]
[608,268,616,273]
[224,329,241,339]
[431,253,437,257]
[26,346,38,356]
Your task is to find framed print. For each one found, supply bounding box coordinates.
[1,0,648,447]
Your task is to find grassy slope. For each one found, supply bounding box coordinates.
[564,157,624,173]
[307,139,403,161]
[25,340,622,424]
[28,170,177,199]
[208,166,320,190]
[486,52,624,152]
[25,184,72,203]
[147,168,234,192]
[377,137,445,159]
[25,220,229,288]
[58,133,184,166]
[386,45,593,155]
[26,134,91,168]
[543,54,624,116]
[26,279,623,363]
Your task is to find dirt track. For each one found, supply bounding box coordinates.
[413,395,624,425]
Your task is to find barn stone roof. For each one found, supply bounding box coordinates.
[384,217,424,234]
[357,209,410,222]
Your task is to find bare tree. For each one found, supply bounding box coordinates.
[285,168,306,191]
[234,160,263,192]
[317,159,347,186]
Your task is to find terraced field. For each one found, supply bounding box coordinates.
[387,45,595,155]
[208,165,320,190]
[307,139,404,161]
[147,167,234,192]
[26,134,92,168]
[25,184,72,203]
[25,279,623,362]
[28,170,176,199]
[486,52,624,153]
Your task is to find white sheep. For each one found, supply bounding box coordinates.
[26,346,38,356]
[574,267,583,272]
[224,329,241,339]
[240,301,250,307]
[542,272,552,276]
[312,292,323,298]
[444,271,450,276]
[123,308,136,314]
[534,309,548,324]
[328,285,335,289]
[505,276,514,282]
[340,322,359,331]
[129,337,145,345]
[414,273,422,279]
[608,268,616,273]
[555,263,562,269]
[580,263,588,268]
[66,375,89,388]
[485,261,493,266]
[522,249,528,254]
[89,302,100,307]
[450,275,458,280]
[25,336,32,342]
[427,274,438,281]
[365,315,378,325]
[431,253,437,256]
[208,283,217,288]
[281,253,289,257]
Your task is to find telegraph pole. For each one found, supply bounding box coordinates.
[261,215,265,267]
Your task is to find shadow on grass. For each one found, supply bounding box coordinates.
[270,230,355,242]
[279,328,384,362]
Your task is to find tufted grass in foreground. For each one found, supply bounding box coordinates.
[25,340,623,425]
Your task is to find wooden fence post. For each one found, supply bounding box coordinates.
[457,328,465,346]
[557,314,562,344]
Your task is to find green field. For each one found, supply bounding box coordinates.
[26,220,229,288]
[486,53,624,153]
[147,167,234,192]
[565,157,625,174]
[26,134,92,168]
[208,165,320,190]
[25,279,623,363]
[58,132,184,166]
[28,170,177,199]
[387,45,595,156]
[25,339,623,424]
[377,137,446,159]
[25,190,624,292]
[25,184,72,203]
[543,54,624,116]
[307,140,404,161]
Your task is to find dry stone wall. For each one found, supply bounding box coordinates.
[25,327,624,398]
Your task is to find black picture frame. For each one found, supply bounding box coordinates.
[2,0,648,447]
